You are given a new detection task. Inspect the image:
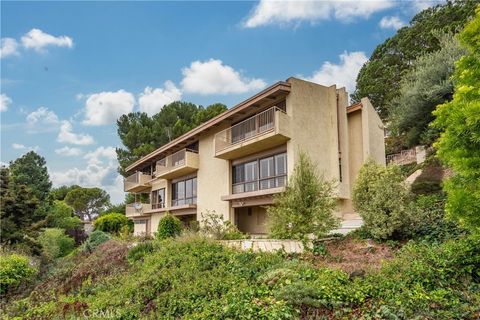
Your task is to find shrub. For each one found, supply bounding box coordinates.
[408,194,466,243]
[127,241,160,263]
[83,230,111,253]
[93,212,130,234]
[0,253,37,294]
[353,160,413,240]
[200,210,245,240]
[156,213,182,240]
[267,152,339,241]
[38,228,75,260]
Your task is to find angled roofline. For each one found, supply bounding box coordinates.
[125,80,291,173]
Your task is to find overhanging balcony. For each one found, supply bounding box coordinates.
[156,148,199,179]
[126,203,152,218]
[214,107,291,160]
[124,172,152,193]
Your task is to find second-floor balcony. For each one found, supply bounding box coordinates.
[155,148,199,179]
[126,202,152,217]
[214,107,291,160]
[124,172,152,193]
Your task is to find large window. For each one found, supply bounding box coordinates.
[172,177,197,206]
[151,188,165,209]
[232,152,287,194]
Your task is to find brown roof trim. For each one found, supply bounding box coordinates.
[126,81,291,172]
[347,102,363,114]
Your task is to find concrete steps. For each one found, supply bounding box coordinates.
[331,217,363,235]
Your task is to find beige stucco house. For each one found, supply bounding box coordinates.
[124,78,385,236]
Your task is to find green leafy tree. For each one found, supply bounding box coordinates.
[45,201,82,230]
[49,185,80,201]
[116,101,226,176]
[389,32,466,147]
[432,8,480,233]
[9,151,52,202]
[267,152,339,241]
[64,187,110,221]
[0,167,40,244]
[353,160,413,240]
[352,0,477,119]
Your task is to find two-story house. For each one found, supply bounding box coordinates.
[123,78,385,236]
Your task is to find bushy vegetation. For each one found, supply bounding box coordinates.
[83,230,111,253]
[432,8,480,234]
[127,241,161,263]
[93,212,130,234]
[200,210,245,240]
[156,213,182,240]
[267,152,339,241]
[37,228,75,260]
[2,235,479,319]
[353,160,413,240]
[0,253,37,295]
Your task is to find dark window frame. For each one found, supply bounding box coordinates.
[152,188,165,209]
[172,177,197,206]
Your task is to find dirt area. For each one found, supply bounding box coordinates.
[304,236,395,274]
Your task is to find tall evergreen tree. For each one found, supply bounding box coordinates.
[9,151,52,202]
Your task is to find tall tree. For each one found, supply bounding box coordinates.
[64,187,110,221]
[9,151,52,202]
[389,32,466,147]
[49,185,80,201]
[0,167,40,244]
[432,8,480,233]
[352,0,477,119]
[116,101,226,176]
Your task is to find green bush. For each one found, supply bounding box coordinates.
[127,241,160,263]
[38,228,75,260]
[267,152,339,241]
[93,212,130,234]
[353,160,413,240]
[0,253,37,294]
[45,201,82,230]
[156,213,182,240]
[83,230,111,253]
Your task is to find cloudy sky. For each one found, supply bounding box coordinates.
[1,1,438,203]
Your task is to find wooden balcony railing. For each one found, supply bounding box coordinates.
[155,148,199,178]
[124,172,152,192]
[386,148,417,165]
[214,107,284,153]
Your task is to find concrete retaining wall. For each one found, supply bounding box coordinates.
[220,239,310,253]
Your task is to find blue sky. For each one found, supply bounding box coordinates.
[0,1,437,203]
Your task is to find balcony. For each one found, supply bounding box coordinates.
[124,172,152,193]
[214,107,290,159]
[155,148,199,179]
[126,202,152,218]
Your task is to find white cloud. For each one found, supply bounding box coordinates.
[0,38,19,58]
[57,120,94,145]
[55,146,83,156]
[1,94,12,112]
[21,28,73,52]
[302,51,368,94]
[12,143,39,152]
[50,146,124,204]
[25,107,60,133]
[243,0,395,28]
[83,90,135,126]
[379,16,405,30]
[138,81,182,116]
[181,59,266,95]
[12,143,26,150]
[411,0,444,12]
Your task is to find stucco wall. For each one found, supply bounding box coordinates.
[361,98,386,166]
[236,206,267,234]
[286,78,340,184]
[347,110,364,194]
[196,124,232,223]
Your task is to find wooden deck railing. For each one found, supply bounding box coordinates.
[386,148,417,165]
[156,148,198,175]
[214,107,283,153]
